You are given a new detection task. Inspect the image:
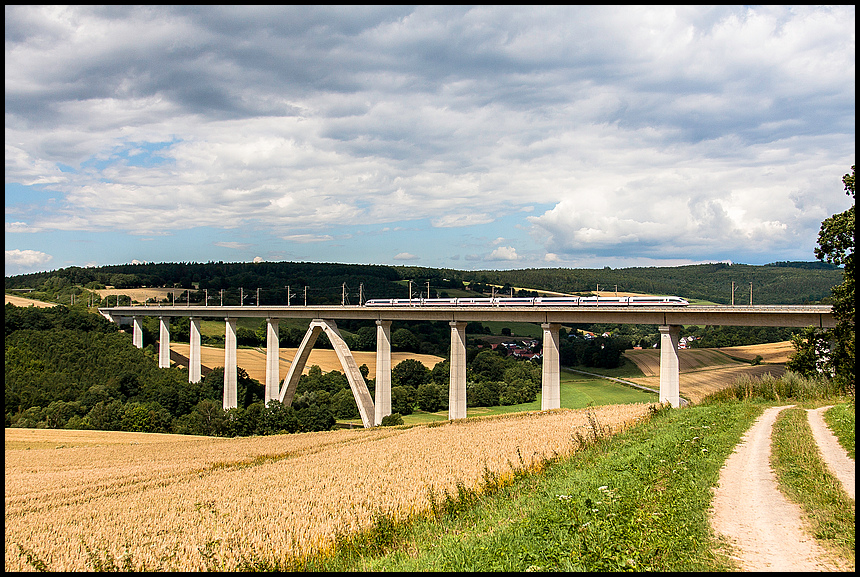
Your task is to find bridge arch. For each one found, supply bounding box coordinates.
[278,319,376,427]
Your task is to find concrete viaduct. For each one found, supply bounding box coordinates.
[99,304,835,427]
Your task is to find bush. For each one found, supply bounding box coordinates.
[380,413,404,426]
[391,386,414,415]
[416,383,441,412]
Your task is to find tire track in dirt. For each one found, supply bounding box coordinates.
[806,406,855,500]
[710,405,839,571]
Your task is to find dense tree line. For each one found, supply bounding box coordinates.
[557,329,629,369]
[4,303,345,434]
[5,259,842,307]
[683,325,797,349]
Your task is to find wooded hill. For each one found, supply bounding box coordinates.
[5,260,842,306]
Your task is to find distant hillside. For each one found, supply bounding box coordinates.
[461,262,842,305]
[5,260,842,306]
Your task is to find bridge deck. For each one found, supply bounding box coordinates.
[100,304,835,328]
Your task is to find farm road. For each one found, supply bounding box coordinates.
[807,406,855,500]
[710,405,854,571]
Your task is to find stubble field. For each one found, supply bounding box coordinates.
[4,295,58,308]
[5,404,654,571]
[623,341,793,403]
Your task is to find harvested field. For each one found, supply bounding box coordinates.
[623,341,793,404]
[168,343,444,383]
[627,364,787,404]
[5,404,654,572]
[92,287,185,303]
[624,347,742,377]
[4,294,58,308]
[716,341,795,364]
[3,429,202,451]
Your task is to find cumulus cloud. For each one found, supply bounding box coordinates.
[5,249,53,267]
[3,5,854,271]
[488,246,519,261]
[5,221,41,233]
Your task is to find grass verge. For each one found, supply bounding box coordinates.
[823,403,855,459]
[238,402,762,571]
[770,406,855,569]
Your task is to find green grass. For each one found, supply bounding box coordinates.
[557,368,656,406]
[391,368,657,427]
[771,406,855,567]
[239,402,763,571]
[824,403,855,459]
[569,356,646,379]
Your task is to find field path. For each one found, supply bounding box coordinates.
[710,405,844,571]
[806,406,855,500]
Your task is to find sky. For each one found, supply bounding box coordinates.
[5,5,856,277]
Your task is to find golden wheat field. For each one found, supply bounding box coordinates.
[5,404,653,571]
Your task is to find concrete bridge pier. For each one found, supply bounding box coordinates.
[324,320,376,427]
[659,325,681,408]
[279,322,324,406]
[224,317,238,410]
[541,323,561,410]
[158,317,170,368]
[189,317,202,383]
[374,320,392,425]
[449,321,468,420]
[132,316,144,349]
[278,319,375,427]
[265,318,280,403]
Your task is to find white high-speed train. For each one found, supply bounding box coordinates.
[364,295,689,307]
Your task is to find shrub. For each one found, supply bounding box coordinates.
[416,383,441,412]
[380,413,404,426]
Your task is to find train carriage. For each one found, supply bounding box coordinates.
[365,295,688,307]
